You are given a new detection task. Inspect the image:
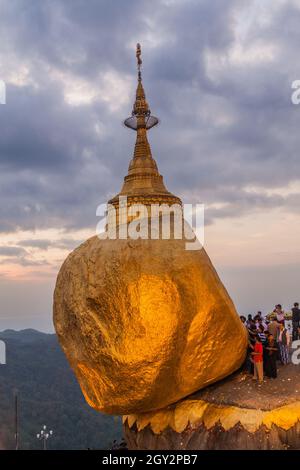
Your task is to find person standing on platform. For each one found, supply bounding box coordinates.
[268,317,280,339]
[275,304,285,325]
[246,314,253,328]
[278,323,290,365]
[240,316,247,329]
[250,335,264,384]
[257,325,267,345]
[292,302,300,341]
[264,334,278,378]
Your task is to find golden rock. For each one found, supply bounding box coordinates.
[54,235,247,415]
[53,45,247,416]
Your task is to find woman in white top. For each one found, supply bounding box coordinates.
[275,304,285,325]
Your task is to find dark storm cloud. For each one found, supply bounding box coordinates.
[1,83,94,171]
[0,0,300,236]
[18,238,83,250]
[0,257,48,267]
[0,244,50,267]
[0,0,147,79]
[55,238,85,250]
[0,246,28,256]
[18,239,52,250]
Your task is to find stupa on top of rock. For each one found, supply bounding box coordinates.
[53,44,247,419]
[108,43,181,212]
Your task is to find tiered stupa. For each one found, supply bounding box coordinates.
[108,44,181,216]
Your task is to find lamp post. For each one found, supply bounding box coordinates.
[36,425,53,450]
[14,390,19,450]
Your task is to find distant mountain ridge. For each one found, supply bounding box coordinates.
[0,329,122,449]
[1,328,54,343]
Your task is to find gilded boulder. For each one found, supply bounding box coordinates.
[53,235,247,415]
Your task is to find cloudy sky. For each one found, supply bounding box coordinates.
[1,0,300,332]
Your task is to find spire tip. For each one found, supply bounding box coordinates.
[136,43,142,80]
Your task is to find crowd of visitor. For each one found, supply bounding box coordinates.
[240,303,300,384]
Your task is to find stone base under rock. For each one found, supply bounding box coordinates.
[124,421,300,450]
[123,364,300,450]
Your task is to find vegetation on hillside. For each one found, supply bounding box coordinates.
[0,329,122,449]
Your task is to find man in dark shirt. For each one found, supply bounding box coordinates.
[292,302,300,341]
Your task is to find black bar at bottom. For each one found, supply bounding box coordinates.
[0,450,299,467]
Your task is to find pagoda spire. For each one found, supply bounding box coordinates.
[108,44,181,210]
[125,43,157,160]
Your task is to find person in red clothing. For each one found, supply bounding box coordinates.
[250,335,264,384]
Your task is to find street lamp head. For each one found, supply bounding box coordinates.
[36,424,53,445]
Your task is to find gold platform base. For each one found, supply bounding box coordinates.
[123,365,300,450]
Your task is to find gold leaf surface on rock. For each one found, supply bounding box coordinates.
[53,235,247,415]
